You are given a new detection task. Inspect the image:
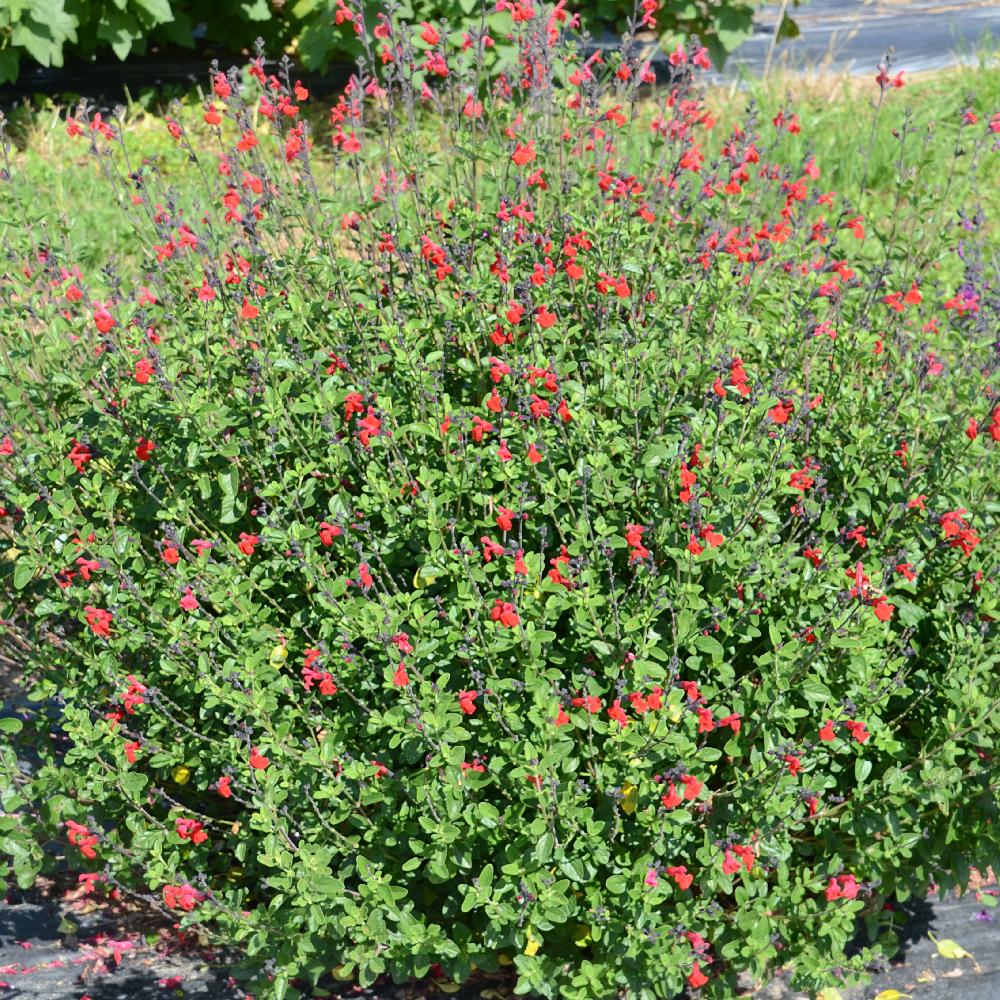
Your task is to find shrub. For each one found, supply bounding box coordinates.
[1,10,999,1000]
[0,0,761,85]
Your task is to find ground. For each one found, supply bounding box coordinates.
[1,873,998,999]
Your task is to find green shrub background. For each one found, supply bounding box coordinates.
[0,0,761,84]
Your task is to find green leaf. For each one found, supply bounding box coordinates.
[96,10,139,60]
[693,634,724,657]
[133,0,173,22]
[241,0,272,19]
[13,559,33,590]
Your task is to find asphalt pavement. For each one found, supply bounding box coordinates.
[1,876,999,998]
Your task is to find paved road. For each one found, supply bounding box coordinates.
[726,0,1000,76]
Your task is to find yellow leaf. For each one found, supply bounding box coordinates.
[929,932,975,961]
[171,764,191,785]
[435,980,460,993]
[331,966,353,981]
[524,931,540,956]
[413,566,443,589]
[268,643,288,667]
[497,954,513,966]
[572,923,592,946]
[621,782,638,814]
[667,702,683,723]
[816,989,844,1000]
[874,990,911,1000]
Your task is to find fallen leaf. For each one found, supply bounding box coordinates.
[929,932,981,970]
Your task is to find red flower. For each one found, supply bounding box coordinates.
[667,865,693,890]
[625,523,650,561]
[249,747,270,770]
[318,521,342,546]
[175,818,208,845]
[681,774,703,800]
[846,525,868,548]
[535,305,557,329]
[718,713,741,733]
[163,884,203,911]
[940,509,980,557]
[768,400,794,424]
[661,782,683,809]
[66,820,99,859]
[217,776,232,798]
[84,605,112,638]
[75,557,100,581]
[818,720,836,742]
[237,532,259,556]
[687,961,709,989]
[679,462,697,503]
[135,359,155,384]
[871,594,895,622]
[471,416,494,442]
[490,600,519,627]
[512,141,536,166]
[458,690,478,715]
[607,699,629,727]
[68,440,92,474]
[554,705,570,727]
[721,850,741,875]
[93,306,116,334]
[826,873,860,901]
[179,587,199,612]
[845,720,870,744]
[124,741,140,764]
[700,524,723,548]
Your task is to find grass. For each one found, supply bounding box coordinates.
[2,59,998,275]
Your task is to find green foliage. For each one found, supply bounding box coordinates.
[0,0,767,85]
[0,14,998,1000]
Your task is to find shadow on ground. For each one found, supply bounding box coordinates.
[1,878,998,999]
